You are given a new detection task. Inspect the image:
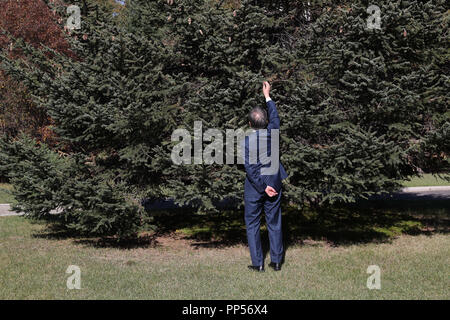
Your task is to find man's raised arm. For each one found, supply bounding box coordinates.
[263,81,280,130]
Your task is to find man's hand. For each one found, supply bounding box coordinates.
[265,185,278,197]
[263,81,271,99]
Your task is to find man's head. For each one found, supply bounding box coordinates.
[248,107,268,129]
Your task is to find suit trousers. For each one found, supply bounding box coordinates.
[244,178,283,266]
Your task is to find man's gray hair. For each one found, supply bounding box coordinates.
[248,107,268,129]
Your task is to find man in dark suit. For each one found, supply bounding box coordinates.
[242,81,288,272]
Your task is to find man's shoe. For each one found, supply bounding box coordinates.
[248,265,265,272]
[269,262,281,271]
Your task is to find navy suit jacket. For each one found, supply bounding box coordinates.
[243,99,288,195]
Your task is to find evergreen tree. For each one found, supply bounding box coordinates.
[279,0,449,205]
[0,0,448,237]
[0,0,161,237]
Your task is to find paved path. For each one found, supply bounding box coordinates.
[0,204,63,217]
[385,188,450,201]
[0,204,22,217]
[1,187,450,217]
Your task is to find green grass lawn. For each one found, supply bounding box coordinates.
[402,174,450,187]
[0,183,15,204]
[0,176,449,299]
[0,213,448,300]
